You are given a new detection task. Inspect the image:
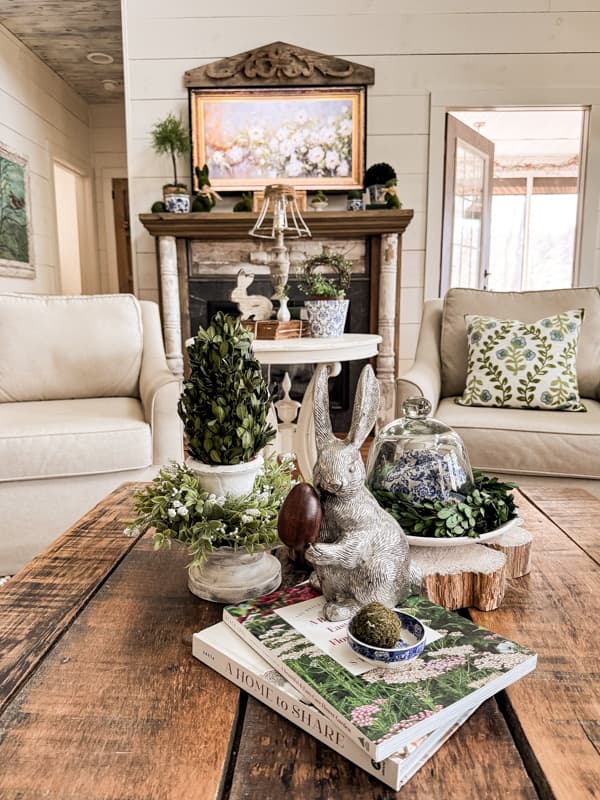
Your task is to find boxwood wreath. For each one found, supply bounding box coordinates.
[372,471,517,539]
[298,246,352,299]
[126,456,295,567]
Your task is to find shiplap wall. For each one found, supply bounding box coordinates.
[121,0,600,373]
[0,24,92,294]
[89,103,128,292]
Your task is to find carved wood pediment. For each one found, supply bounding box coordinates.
[184,41,374,88]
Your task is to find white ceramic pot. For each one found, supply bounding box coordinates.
[304,298,349,337]
[187,547,282,603]
[187,455,263,498]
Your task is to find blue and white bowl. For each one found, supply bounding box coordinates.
[348,610,426,667]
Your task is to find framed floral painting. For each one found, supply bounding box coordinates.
[190,87,365,192]
[0,144,34,278]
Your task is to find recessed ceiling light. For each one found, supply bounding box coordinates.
[102,80,119,92]
[87,52,114,65]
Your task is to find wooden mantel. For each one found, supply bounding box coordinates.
[139,209,413,239]
[139,208,413,424]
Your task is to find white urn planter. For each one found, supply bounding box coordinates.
[187,546,281,603]
[187,454,263,497]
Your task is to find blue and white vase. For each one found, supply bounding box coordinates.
[304,298,349,337]
[165,193,190,213]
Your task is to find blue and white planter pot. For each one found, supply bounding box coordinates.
[304,298,349,337]
[164,193,190,214]
[348,611,426,667]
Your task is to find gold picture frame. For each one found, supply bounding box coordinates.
[190,87,365,193]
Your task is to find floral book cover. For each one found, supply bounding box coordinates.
[223,583,537,762]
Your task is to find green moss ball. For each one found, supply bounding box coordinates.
[151,201,166,213]
[350,602,403,648]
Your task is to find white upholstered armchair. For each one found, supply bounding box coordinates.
[0,294,183,573]
[396,287,600,486]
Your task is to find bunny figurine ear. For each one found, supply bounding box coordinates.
[312,365,333,451]
[346,364,380,449]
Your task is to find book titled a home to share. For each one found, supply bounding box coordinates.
[193,622,476,791]
[222,583,537,763]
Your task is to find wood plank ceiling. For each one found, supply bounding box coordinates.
[0,0,124,103]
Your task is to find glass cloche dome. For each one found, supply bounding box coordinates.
[366,398,474,503]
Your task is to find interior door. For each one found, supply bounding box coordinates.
[441,115,495,294]
[112,178,134,293]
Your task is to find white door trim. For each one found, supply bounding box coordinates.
[425,89,600,300]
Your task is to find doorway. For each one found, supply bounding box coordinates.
[441,108,587,294]
[53,162,83,294]
[111,178,134,293]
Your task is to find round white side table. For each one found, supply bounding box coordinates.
[253,334,382,479]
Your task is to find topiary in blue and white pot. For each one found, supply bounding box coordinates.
[304,298,349,337]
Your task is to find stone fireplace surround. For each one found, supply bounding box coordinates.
[138,208,413,428]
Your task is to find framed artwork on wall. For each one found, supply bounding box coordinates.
[190,87,365,193]
[0,143,34,279]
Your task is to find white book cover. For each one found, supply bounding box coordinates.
[222,584,537,762]
[193,622,476,791]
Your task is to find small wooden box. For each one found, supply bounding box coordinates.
[242,320,308,340]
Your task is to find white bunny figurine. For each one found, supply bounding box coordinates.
[231,269,273,321]
[305,364,411,621]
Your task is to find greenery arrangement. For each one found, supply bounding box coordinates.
[372,470,517,539]
[127,456,294,567]
[298,246,352,299]
[179,312,275,465]
[233,192,253,212]
[310,191,328,205]
[363,162,396,189]
[151,113,190,190]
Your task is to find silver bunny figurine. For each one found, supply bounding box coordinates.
[305,364,411,621]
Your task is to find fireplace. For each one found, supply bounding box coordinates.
[139,209,414,428]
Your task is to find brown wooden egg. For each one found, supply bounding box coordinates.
[278,482,322,549]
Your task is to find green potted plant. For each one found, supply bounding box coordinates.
[128,455,293,602]
[178,312,276,496]
[363,162,397,206]
[309,190,329,212]
[150,113,190,213]
[347,189,364,211]
[298,247,352,337]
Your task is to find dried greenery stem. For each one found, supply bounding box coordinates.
[298,246,352,299]
[373,471,517,539]
[178,313,275,465]
[151,113,190,188]
[127,457,294,568]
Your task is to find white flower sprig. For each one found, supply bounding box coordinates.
[126,456,294,568]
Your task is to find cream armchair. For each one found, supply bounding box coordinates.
[397,287,600,486]
[0,294,183,573]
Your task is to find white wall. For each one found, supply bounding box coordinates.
[89,103,128,292]
[53,163,83,295]
[0,24,93,294]
[121,0,600,372]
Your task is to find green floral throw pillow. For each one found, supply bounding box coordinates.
[457,309,585,411]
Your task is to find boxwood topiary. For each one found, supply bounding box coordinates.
[178,313,276,465]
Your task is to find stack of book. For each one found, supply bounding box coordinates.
[193,583,536,791]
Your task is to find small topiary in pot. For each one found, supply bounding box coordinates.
[178,312,276,467]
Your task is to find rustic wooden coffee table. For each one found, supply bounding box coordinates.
[0,483,598,799]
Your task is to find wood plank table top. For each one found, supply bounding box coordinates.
[0,483,598,800]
